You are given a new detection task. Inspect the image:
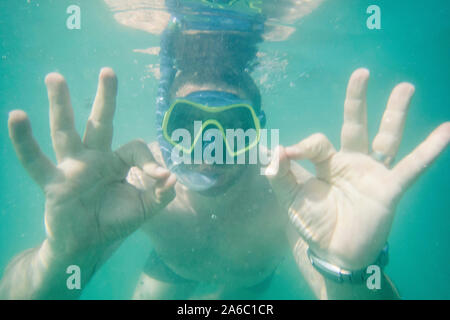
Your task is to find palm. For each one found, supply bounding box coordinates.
[297,152,399,269]
[268,68,449,270]
[44,149,142,253]
[8,68,175,257]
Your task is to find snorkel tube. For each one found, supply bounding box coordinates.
[156,0,266,193]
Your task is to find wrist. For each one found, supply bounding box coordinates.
[35,239,112,298]
[39,238,108,278]
[307,243,389,284]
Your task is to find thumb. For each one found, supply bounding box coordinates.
[285,133,336,180]
[285,133,336,164]
[115,139,176,217]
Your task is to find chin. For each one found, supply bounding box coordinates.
[196,166,246,197]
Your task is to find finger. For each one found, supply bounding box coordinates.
[45,73,83,162]
[266,145,329,245]
[392,122,450,189]
[372,83,415,165]
[140,171,176,219]
[83,68,118,151]
[265,145,303,209]
[115,139,171,180]
[117,141,176,218]
[154,173,177,203]
[155,172,177,191]
[285,133,336,164]
[8,110,58,188]
[285,133,336,181]
[341,68,370,153]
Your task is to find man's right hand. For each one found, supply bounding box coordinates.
[8,68,176,260]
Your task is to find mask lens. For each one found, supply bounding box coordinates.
[166,101,203,138]
[220,106,256,132]
[165,100,260,156]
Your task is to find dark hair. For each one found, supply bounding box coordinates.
[169,31,262,109]
[172,31,261,73]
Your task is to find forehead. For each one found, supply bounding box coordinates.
[175,82,241,99]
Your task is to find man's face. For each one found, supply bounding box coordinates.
[169,81,253,192]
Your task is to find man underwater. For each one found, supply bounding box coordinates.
[1,2,450,299]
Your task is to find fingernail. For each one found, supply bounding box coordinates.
[264,164,277,176]
[285,146,301,158]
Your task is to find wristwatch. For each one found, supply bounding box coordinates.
[306,243,389,283]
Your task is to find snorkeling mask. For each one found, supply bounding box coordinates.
[156,1,266,193]
[162,90,266,159]
[159,90,266,193]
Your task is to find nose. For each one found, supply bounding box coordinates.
[201,133,228,163]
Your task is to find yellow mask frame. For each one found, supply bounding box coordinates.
[162,99,262,157]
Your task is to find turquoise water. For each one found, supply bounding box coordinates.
[0,0,449,299]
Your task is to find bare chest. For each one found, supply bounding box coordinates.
[142,182,289,284]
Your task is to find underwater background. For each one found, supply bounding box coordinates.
[0,0,449,299]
